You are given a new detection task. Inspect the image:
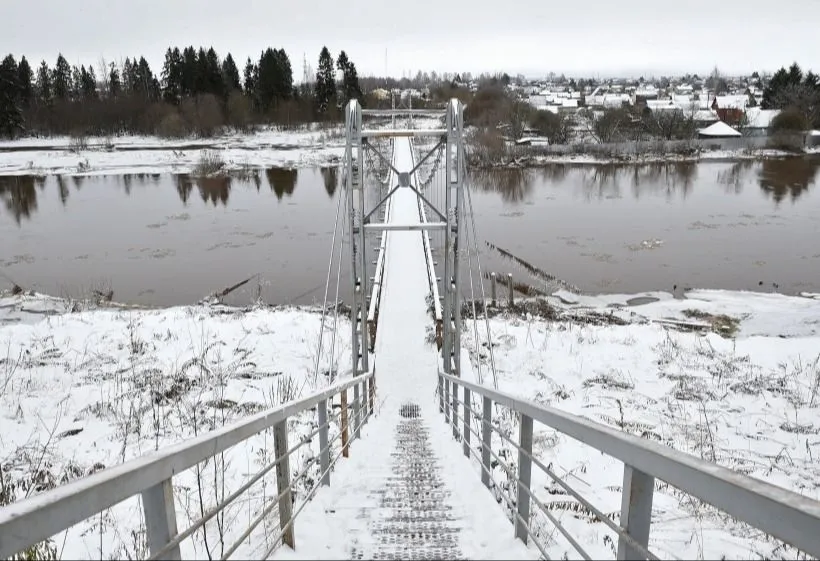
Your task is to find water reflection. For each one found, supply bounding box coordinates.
[0,175,44,224]
[266,168,298,200]
[717,160,755,194]
[469,168,534,203]
[3,157,819,225]
[471,163,701,203]
[321,166,338,197]
[56,175,70,205]
[197,176,231,206]
[175,175,194,205]
[579,163,697,201]
[758,157,820,204]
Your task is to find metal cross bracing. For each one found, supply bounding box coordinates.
[347,99,467,380]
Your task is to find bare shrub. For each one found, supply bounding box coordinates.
[530,110,571,144]
[181,94,224,138]
[156,112,188,139]
[467,127,509,166]
[68,132,89,153]
[770,107,809,134]
[767,133,806,153]
[226,91,253,132]
[194,150,225,176]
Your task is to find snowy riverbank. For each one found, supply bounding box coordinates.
[475,145,820,168]
[3,124,816,177]
[0,126,346,176]
[1,288,819,558]
[462,289,820,559]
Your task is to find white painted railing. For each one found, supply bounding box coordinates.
[438,371,820,560]
[0,372,376,560]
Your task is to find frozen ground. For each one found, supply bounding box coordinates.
[1,286,819,559]
[0,126,347,176]
[481,144,820,167]
[0,117,446,177]
[461,289,820,559]
[6,119,813,177]
[0,294,352,559]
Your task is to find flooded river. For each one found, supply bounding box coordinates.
[2,156,819,306]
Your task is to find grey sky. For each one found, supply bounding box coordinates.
[5,0,819,79]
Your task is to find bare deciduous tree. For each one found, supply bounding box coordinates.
[530,110,572,144]
[643,109,696,140]
[581,108,631,144]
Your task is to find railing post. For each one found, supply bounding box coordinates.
[274,419,295,549]
[452,380,459,440]
[317,399,330,486]
[444,378,451,424]
[438,374,444,413]
[481,396,492,488]
[462,387,471,457]
[369,375,375,414]
[353,383,361,439]
[516,414,534,543]
[507,273,514,307]
[142,478,181,560]
[340,389,350,458]
[617,465,654,560]
[361,379,370,425]
[491,272,497,306]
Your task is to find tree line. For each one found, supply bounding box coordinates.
[0,45,365,138]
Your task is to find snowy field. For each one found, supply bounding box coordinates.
[462,289,820,559]
[0,117,445,177]
[0,293,352,559]
[0,126,346,176]
[499,146,820,167]
[2,121,815,176]
[2,288,819,559]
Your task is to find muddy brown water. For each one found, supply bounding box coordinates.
[2,157,819,307]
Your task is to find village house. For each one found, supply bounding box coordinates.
[711,95,749,126]
[742,107,781,136]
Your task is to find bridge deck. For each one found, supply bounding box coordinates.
[272,138,531,560]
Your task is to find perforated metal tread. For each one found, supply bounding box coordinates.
[350,404,464,560]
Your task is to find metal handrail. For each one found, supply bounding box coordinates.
[438,371,820,560]
[0,372,376,560]
[146,407,345,560]
[447,395,597,561]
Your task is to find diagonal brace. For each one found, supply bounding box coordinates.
[406,183,447,222]
[361,139,448,224]
[408,139,445,176]
[363,184,401,223]
[363,141,401,179]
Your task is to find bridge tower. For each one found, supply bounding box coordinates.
[343,98,466,378]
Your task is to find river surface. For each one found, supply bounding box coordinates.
[2,156,819,306]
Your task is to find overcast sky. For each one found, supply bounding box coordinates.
[4,0,819,80]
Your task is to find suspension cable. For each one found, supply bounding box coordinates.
[463,161,499,389]
[328,185,349,379]
[462,190,484,385]
[312,156,349,387]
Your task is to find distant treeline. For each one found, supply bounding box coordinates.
[0,46,382,138]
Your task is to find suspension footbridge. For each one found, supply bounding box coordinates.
[1,100,820,561]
